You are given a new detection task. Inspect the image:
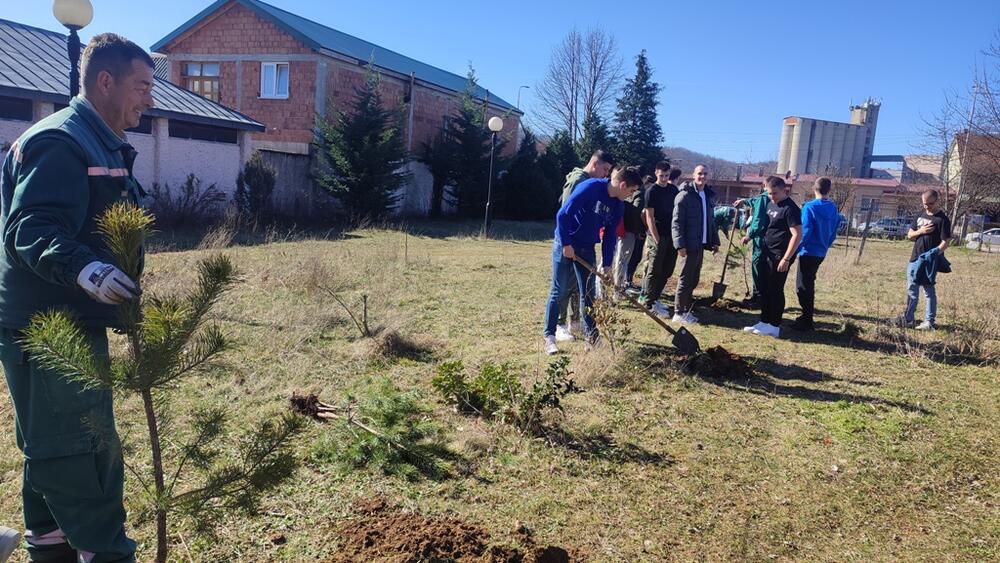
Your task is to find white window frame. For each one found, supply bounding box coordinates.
[260,62,290,99]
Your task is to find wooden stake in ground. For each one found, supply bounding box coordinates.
[855,205,876,265]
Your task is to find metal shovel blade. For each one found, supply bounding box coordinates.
[712,281,727,301]
[672,326,700,356]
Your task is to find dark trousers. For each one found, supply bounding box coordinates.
[759,251,791,326]
[749,240,764,299]
[795,255,824,324]
[640,237,678,305]
[1,328,136,563]
[627,234,644,281]
[675,246,704,314]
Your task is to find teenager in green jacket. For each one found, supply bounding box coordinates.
[736,183,771,308]
[0,34,154,563]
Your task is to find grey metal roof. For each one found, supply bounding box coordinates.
[151,0,521,114]
[0,18,264,131]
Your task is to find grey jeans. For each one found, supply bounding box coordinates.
[675,246,705,314]
[613,232,639,288]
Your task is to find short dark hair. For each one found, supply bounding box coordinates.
[668,168,682,181]
[613,166,643,187]
[80,33,155,92]
[814,177,832,195]
[922,189,940,202]
[654,160,671,172]
[592,150,616,168]
[764,175,786,190]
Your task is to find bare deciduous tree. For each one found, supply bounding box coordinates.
[533,27,623,141]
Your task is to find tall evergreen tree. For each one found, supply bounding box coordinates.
[575,112,613,164]
[419,132,452,218]
[612,50,663,173]
[500,128,554,220]
[443,67,507,217]
[539,129,579,209]
[314,66,410,221]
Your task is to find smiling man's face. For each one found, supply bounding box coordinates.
[107,59,154,132]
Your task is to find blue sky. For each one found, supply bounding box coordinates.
[6,0,998,162]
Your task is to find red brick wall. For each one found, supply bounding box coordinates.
[163,1,316,147]
[163,1,521,153]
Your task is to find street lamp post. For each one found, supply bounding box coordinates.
[53,0,94,98]
[483,116,504,238]
[516,85,529,110]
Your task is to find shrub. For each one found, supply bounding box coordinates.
[234,151,276,221]
[432,357,580,434]
[148,173,226,228]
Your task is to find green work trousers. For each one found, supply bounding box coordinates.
[0,327,135,562]
[751,239,764,299]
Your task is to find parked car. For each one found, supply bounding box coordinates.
[861,218,908,239]
[965,228,1000,243]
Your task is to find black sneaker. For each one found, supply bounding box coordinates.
[789,319,814,331]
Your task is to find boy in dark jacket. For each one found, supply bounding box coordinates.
[900,189,951,330]
[744,176,802,338]
[543,167,642,355]
[671,164,720,325]
[791,177,840,331]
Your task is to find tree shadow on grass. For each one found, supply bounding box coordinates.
[542,426,676,467]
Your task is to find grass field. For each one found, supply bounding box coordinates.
[1,221,998,562]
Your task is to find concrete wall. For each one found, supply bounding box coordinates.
[2,105,250,206]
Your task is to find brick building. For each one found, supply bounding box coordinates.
[152,0,523,215]
[0,18,263,202]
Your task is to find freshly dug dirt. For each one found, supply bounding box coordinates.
[686,346,754,379]
[326,497,576,563]
[289,392,322,417]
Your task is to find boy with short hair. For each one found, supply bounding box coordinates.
[671,164,720,325]
[791,177,840,331]
[555,150,616,341]
[543,167,643,355]
[744,176,802,338]
[639,162,681,317]
[901,189,951,330]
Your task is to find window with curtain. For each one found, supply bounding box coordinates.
[183,62,221,102]
[260,62,290,99]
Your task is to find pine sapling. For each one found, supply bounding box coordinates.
[22,202,302,563]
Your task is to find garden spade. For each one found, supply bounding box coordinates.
[712,222,739,301]
[573,256,700,355]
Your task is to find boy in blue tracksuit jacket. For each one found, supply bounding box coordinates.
[543,168,642,354]
[792,177,840,330]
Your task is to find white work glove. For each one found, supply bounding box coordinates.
[77,261,141,305]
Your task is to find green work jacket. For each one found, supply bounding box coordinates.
[0,97,145,328]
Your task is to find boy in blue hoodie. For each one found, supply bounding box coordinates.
[543,167,642,354]
[791,177,840,331]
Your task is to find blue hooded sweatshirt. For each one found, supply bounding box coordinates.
[555,178,623,267]
[799,198,839,257]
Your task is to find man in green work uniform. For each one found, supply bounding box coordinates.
[0,34,154,562]
[736,181,771,309]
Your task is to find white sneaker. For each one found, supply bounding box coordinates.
[651,301,672,318]
[555,324,576,342]
[743,322,766,333]
[915,321,936,331]
[671,313,697,326]
[543,336,559,355]
[0,526,20,563]
[752,323,781,338]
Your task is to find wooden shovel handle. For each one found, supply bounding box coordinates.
[572,256,680,337]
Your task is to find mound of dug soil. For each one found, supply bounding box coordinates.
[326,497,576,563]
[686,346,754,379]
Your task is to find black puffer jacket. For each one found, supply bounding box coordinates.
[671,181,720,251]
